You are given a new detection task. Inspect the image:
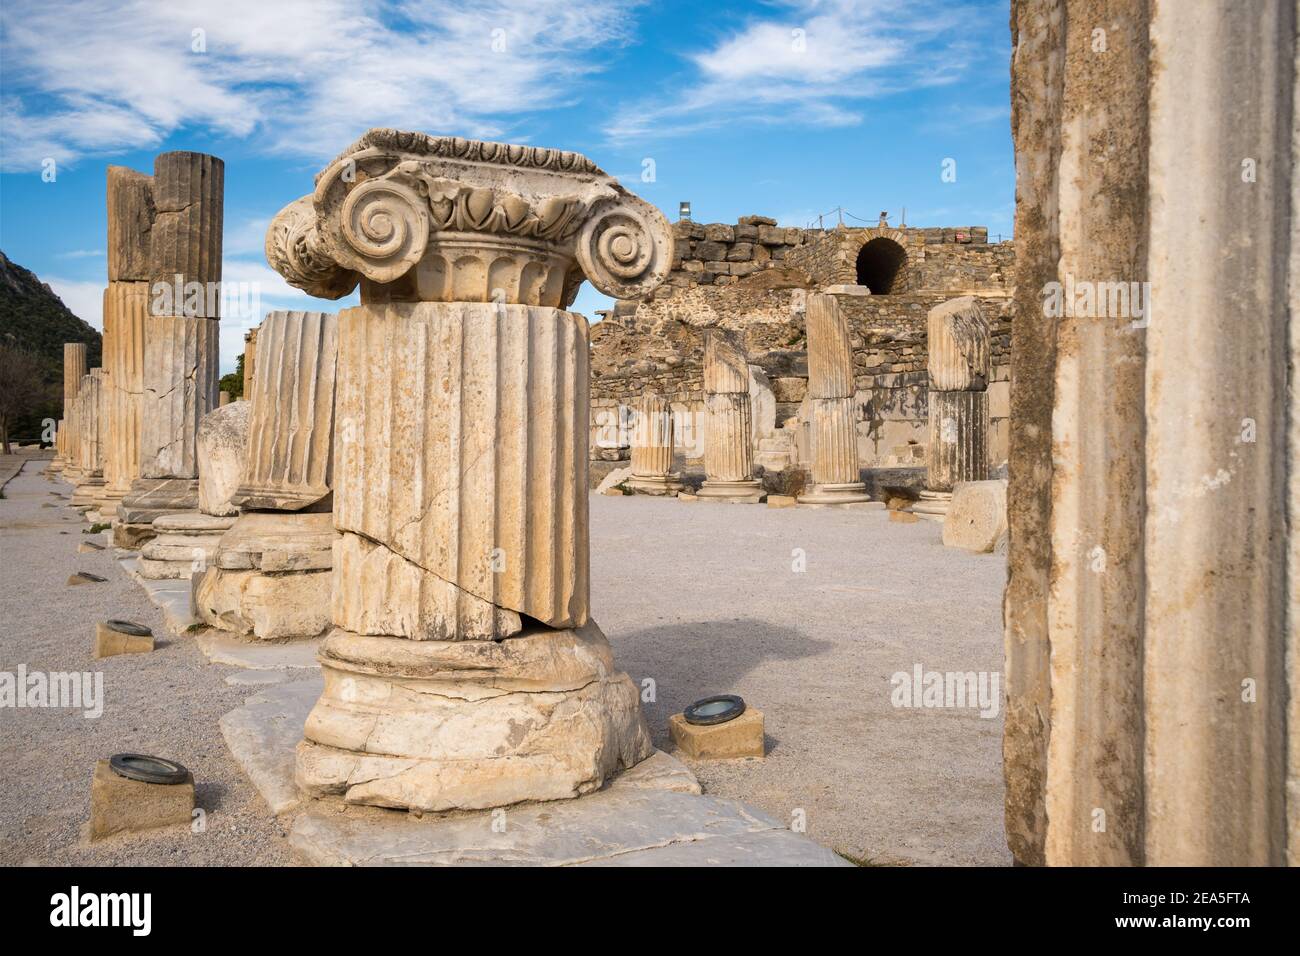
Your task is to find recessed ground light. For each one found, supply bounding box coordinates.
[67,572,107,585]
[684,694,746,726]
[109,754,190,785]
[105,620,152,637]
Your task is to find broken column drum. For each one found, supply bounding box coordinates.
[917,295,989,517]
[194,310,340,639]
[697,330,763,501]
[266,129,668,811]
[798,293,870,504]
[626,390,683,495]
[116,151,224,546]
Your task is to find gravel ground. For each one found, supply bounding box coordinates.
[0,460,295,865]
[590,494,1009,866]
[1,460,1007,866]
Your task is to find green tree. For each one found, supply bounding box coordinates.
[219,352,245,400]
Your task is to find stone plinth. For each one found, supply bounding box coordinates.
[93,621,155,658]
[670,709,765,759]
[89,759,193,840]
[266,128,668,811]
[627,391,682,495]
[196,512,336,641]
[232,310,337,511]
[138,512,237,580]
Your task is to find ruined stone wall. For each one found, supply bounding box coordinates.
[590,214,1015,474]
[848,295,1011,466]
[668,216,807,289]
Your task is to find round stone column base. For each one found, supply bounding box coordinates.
[71,476,107,508]
[797,482,872,505]
[696,479,764,502]
[912,489,952,521]
[295,622,655,812]
[625,473,684,496]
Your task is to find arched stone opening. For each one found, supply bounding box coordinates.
[855,237,907,293]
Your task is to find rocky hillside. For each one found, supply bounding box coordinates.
[0,250,101,366]
[0,250,101,440]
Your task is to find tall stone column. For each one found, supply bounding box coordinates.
[1005,0,1295,866]
[116,151,224,547]
[626,390,682,495]
[266,129,667,811]
[915,295,989,518]
[242,326,258,402]
[70,369,106,507]
[798,293,869,504]
[58,342,87,479]
[698,330,763,502]
[100,166,153,516]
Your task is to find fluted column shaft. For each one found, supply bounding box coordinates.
[925,296,990,495]
[630,392,676,477]
[703,392,753,482]
[801,294,869,502]
[61,343,87,468]
[233,311,337,510]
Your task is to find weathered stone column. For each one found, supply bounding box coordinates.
[1004,0,1295,866]
[916,295,989,518]
[265,129,663,811]
[626,391,682,495]
[58,342,87,479]
[70,369,106,507]
[99,166,153,517]
[117,151,224,546]
[698,330,763,502]
[242,326,258,402]
[798,293,869,504]
[196,311,338,636]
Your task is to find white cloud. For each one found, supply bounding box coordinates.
[42,258,356,374]
[44,277,105,331]
[604,0,995,143]
[0,0,641,170]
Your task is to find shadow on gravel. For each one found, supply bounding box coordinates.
[614,617,831,749]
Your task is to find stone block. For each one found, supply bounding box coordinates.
[942,479,1007,553]
[93,621,154,658]
[695,240,727,261]
[89,759,194,841]
[670,708,765,759]
[703,223,735,242]
[197,401,250,516]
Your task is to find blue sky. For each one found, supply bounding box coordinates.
[0,0,1013,373]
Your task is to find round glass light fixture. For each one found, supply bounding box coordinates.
[684,694,746,726]
[109,753,190,785]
